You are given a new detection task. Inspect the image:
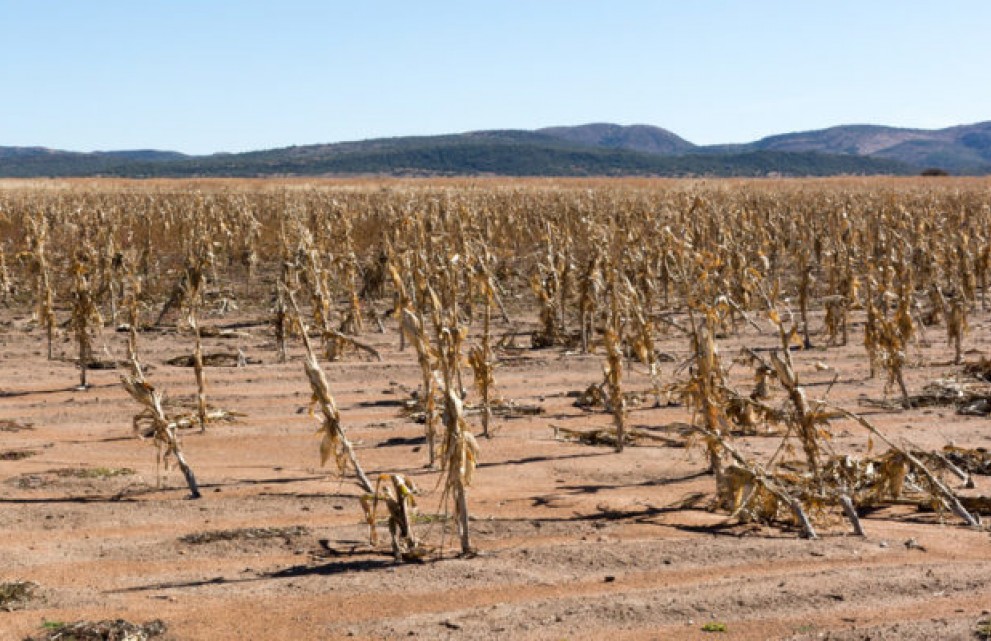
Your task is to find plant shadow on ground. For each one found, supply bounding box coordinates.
[0,382,119,398]
[106,553,405,595]
[518,489,823,540]
[556,469,711,495]
[1,474,351,505]
[477,450,610,470]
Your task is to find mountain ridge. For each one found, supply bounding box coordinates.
[695,120,991,171]
[2,120,989,178]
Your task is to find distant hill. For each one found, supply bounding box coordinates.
[0,146,187,178]
[538,123,696,155]
[702,122,991,172]
[114,141,911,178]
[8,120,991,178]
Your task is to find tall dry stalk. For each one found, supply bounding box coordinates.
[69,258,102,390]
[437,325,479,556]
[21,216,56,360]
[0,247,12,305]
[687,309,728,493]
[181,262,209,432]
[468,257,498,438]
[947,294,967,365]
[290,294,374,494]
[767,309,825,488]
[402,308,440,467]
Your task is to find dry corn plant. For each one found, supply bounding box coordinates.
[437,324,480,556]
[676,303,821,537]
[667,244,736,491]
[827,405,979,528]
[878,298,913,408]
[290,293,429,561]
[683,304,732,496]
[297,232,381,362]
[188,310,209,432]
[289,294,374,494]
[121,263,143,364]
[576,251,603,353]
[603,326,626,453]
[625,278,664,406]
[529,239,564,349]
[717,309,974,537]
[701,429,820,539]
[765,308,830,488]
[946,292,968,365]
[181,261,211,432]
[822,295,848,347]
[0,245,12,305]
[386,258,410,351]
[977,241,991,312]
[796,254,815,348]
[402,308,441,467]
[336,236,366,335]
[467,252,499,438]
[359,474,423,563]
[596,256,631,453]
[18,215,56,360]
[121,366,202,499]
[69,253,103,390]
[273,257,301,364]
[863,279,883,379]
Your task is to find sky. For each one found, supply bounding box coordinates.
[2,1,989,155]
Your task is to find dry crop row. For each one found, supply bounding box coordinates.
[1,178,990,554]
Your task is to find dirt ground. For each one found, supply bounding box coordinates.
[2,304,991,641]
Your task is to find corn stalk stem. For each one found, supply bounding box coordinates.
[290,293,374,494]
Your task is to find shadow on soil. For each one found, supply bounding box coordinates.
[556,469,711,495]
[0,382,119,398]
[107,556,398,594]
[478,450,610,470]
[0,475,350,504]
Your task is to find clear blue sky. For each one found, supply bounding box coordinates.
[2,1,989,154]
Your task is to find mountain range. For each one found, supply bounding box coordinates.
[3,121,990,178]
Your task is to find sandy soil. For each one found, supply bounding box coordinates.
[2,305,990,640]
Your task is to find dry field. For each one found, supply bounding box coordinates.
[1,178,991,640]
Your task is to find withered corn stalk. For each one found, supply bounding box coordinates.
[469,259,498,438]
[829,405,979,528]
[767,310,824,488]
[577,252,603,354]
[438,328,479,555]
[0,247,11,304]
[603,327,626,453]
[189,312,208,432]
[602,260,627,452]
[70,260,102,390]
[691,422,818,539]
[181,261,210,432]
[121,365,201,499]
[947,294,967,365]
[21,215,56,360]
[359,473,420,562]
[290,294,374,494]
[273,276,292,363]
[121,258,142,363]
[685,308,730,495]
[402,308,440,467]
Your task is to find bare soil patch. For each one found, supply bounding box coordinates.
[2,305,991,641]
